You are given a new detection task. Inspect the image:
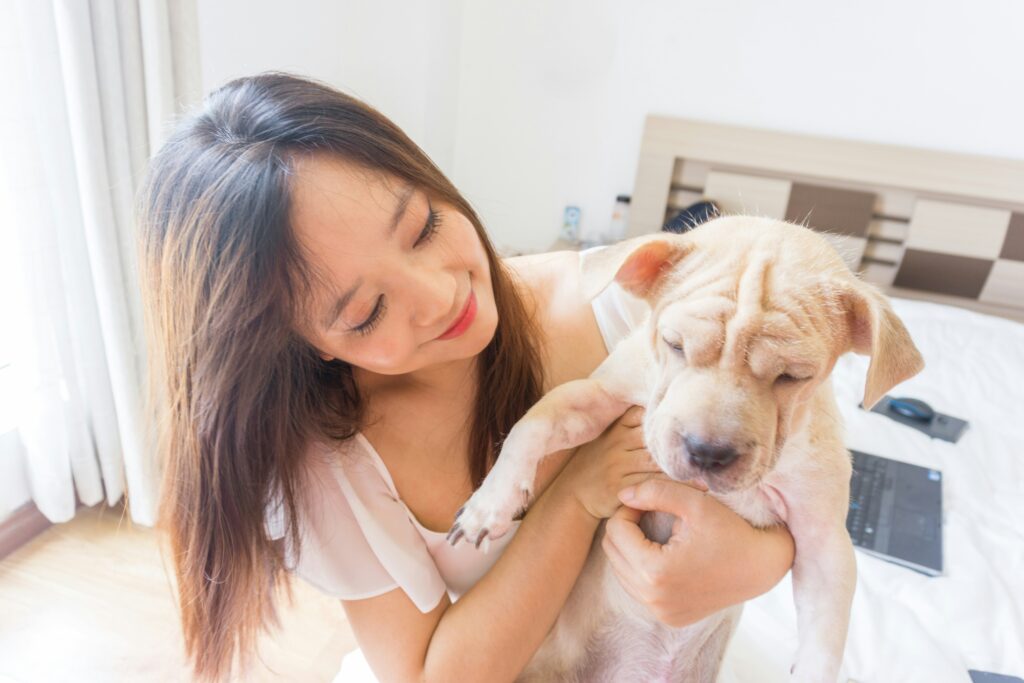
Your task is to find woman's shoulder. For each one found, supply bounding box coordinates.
[503,250,608,385]
[503,248,577,290]
[504,249,585,314]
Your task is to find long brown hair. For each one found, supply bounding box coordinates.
[137,72,544,681]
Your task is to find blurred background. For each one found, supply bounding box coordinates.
[1,1,1022,681]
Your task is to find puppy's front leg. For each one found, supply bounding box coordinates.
[448,332,649,548]
[787,493,857,682]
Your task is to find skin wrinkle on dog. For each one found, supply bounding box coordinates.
[723,256,769,368]
[449,217,924,682]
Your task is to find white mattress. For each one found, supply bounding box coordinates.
[337,298,1024,682]
[721,298,1024,682]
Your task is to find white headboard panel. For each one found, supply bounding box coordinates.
[628,116,1024,322]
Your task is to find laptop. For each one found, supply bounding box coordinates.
[846,449,944,576]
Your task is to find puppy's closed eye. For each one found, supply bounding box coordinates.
[663,337,685,357]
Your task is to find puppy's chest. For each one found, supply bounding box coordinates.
[535,544,736,682]
[717,477,791,528]
[583,610,732,683]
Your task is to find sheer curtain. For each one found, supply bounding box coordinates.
[0,0,200,526]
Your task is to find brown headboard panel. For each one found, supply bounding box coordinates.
[628,116,1024,322]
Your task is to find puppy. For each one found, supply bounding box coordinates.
[449,216,924,682]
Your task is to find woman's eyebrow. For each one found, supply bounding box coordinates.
[387,183,415,238]
[321,184,414,329]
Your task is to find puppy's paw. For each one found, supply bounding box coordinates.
[446,473,533,550]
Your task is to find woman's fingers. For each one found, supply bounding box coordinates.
[601,532,648,602]
[617,478,707,519]
[609,501,645,526]
[620,427,646,451]
[604,503,663,561]
[681,477,710,493]
[618,472,668,495]
[616,405,645,428]
[602,505,651,594]
[626,447,660,472]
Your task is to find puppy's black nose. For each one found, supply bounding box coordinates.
[684,435,740,470]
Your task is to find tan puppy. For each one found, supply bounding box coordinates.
[449,216,925,682]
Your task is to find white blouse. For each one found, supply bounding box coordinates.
[264,266,649,611]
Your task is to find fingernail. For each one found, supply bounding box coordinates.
[618,487,635,503]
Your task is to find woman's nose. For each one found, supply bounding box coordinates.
[408,266,457,329]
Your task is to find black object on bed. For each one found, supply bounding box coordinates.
[663,201,720,234]
[846,449,944,576]
[864,395,969,443]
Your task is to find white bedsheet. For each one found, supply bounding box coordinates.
[721,298,1024,683]
[336,298,1024,682]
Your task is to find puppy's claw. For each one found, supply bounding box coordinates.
[454,505,465,521]
[512,487,532,521]
[447,528,465,546]
[474,529,489,549]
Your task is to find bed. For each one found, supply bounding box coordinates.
[629,116,1024,681]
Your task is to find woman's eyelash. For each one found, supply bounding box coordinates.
[354,296,387,336]
[414,204,442,246]
[352,204,440,337]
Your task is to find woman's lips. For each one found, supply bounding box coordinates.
[437,290,477,340]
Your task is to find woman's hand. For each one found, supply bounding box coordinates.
[601,478,796,627]
[555,406,663,521]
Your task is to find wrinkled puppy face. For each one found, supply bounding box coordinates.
[582,217,924,494]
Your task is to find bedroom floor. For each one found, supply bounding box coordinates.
[0,502,356,682]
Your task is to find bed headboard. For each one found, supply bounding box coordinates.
[627,116,1024,322]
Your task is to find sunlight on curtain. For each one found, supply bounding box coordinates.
[0,0,198,526]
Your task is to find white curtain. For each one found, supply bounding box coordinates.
[0,0,200,526]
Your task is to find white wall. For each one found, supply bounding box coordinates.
[454,0,1024,252]
[196,0,1024,253]
[196,0,463,175]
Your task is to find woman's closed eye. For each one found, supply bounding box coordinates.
[352,202,444,336]
[414,202,443,247]
[353,295,387,336]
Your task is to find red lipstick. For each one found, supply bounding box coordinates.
[437,290,477,340]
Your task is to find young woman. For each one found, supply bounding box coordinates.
[137,73,795,682]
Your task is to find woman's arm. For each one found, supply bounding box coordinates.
[342,477,594,683]
[601,478,796,627]
[342,407,657,683]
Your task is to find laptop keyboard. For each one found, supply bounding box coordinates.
[847,453,888,547]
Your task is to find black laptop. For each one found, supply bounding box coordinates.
[846,449,944,576]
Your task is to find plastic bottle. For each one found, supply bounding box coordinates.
[560,205,581,245]
[607,194,630,243]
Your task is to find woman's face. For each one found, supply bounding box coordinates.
[289,154,498,378]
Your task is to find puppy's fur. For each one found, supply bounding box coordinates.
[450,217,925,682]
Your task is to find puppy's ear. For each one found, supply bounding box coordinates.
[579,234,693,301]
[841,282,925,409]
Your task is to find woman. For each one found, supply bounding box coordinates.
[137,72,795,682]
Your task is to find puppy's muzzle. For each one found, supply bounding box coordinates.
[683,434,740,471]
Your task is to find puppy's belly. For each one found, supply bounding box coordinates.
[519,522,739,683]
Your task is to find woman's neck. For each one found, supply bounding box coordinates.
[353,353,480,404]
